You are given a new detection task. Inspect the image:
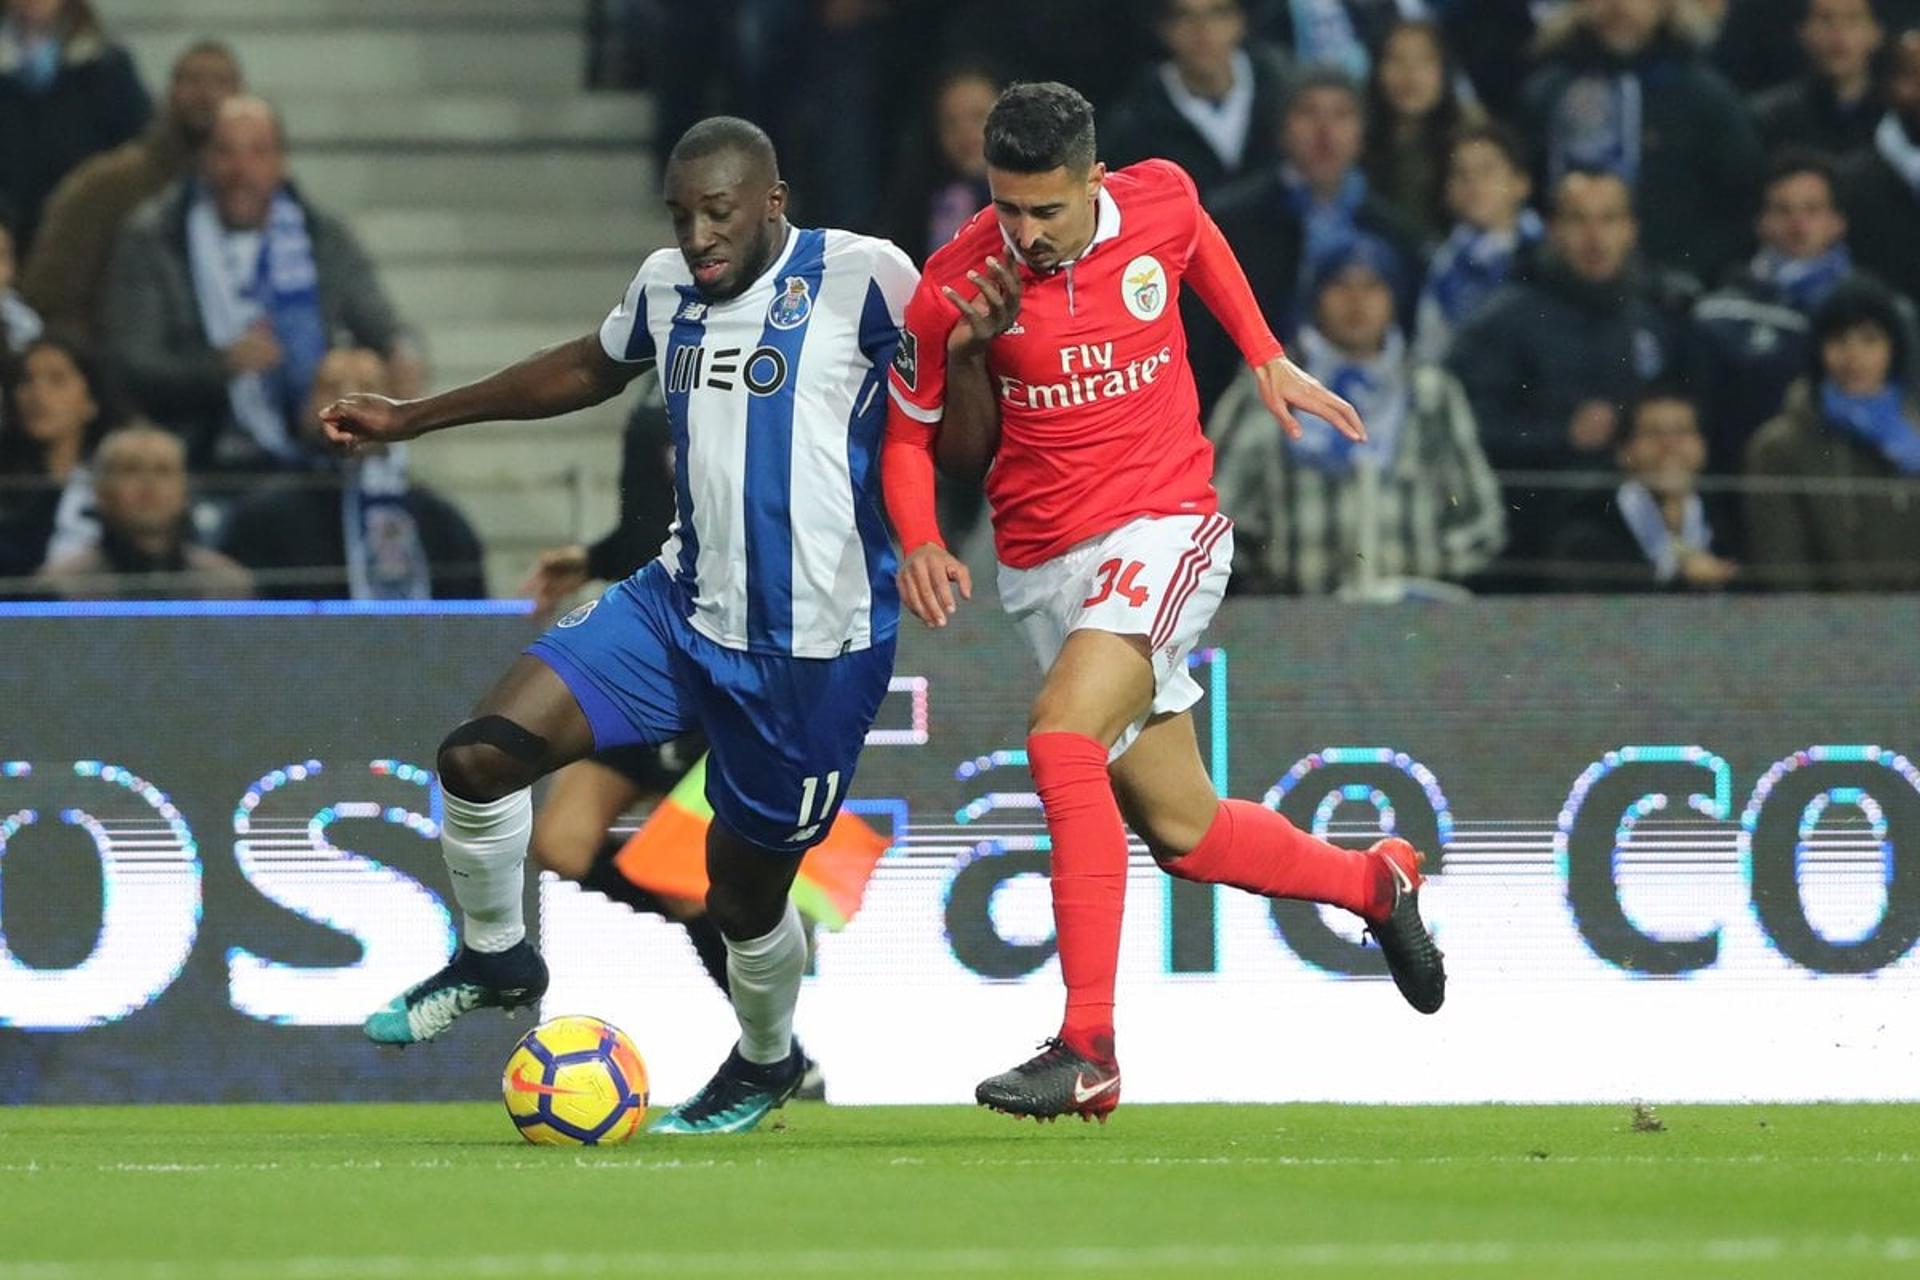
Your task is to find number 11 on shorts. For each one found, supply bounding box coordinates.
[792,770,840,843]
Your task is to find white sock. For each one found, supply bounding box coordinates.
[439,788,532,953]
[725,901,806,1065]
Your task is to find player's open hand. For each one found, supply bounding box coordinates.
[318,394,419,453]
[943,256,1022,356]
[898,542,972,629]
[520,544,593,618]
[1252,355,1368,444]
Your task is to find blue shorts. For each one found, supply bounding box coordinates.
[527,562,895,853]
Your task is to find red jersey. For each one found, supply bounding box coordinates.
[887,159,1281,568]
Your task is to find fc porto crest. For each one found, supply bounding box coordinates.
[768,276,813,330]
[1122,255,1166,321]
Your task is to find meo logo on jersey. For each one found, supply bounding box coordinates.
[556,600,598,628]
[768,276,813,330]
[1123,255,1166,321]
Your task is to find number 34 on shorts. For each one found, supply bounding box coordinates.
[999,512,1235,670]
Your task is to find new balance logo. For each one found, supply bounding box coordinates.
[1072,1071,1120,1103]
[1004,322,1025,335]
[788,823,822,844]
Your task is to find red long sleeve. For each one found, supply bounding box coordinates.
[1185,209,1285,369]
[882,409,946,552]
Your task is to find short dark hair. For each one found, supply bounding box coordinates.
[1762,148,1841,204]
[1625,381,1699,433]
[1157,0,1244,19]
[667,115,780,182]
[984,82,1097,174]
[1810,276,1910,383]
[176,38,240,71]
[1284,64,1364,118]
[1550,166,1633,216]
[1449,120,1529,174]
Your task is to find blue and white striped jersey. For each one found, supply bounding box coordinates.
[598,227,915,658]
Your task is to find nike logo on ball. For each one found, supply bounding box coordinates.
[507,1065,586,1097]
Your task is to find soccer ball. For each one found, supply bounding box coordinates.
[502,1015,649,1145]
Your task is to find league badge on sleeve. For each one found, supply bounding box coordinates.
[892,329,919,391]
[768,276,814,330]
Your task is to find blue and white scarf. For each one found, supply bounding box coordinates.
[187,185,329,462]
[1287,324,1410,475]
[1550,72,1642,187]
[1875,111,1920,197]
[1282,166,1370,285]
[1413,210,1543,362]
[1616,480,1711,584]
[1821,379,1920,475]
[342,447,432,600]
[1750,244,1852,314]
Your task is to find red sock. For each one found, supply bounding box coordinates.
[1165,799,1395,921]
[1028,731,1126,1060]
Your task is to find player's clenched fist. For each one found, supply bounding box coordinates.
[897,542,972,628]
[318,394,418,452]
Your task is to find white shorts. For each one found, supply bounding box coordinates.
[997,512,1234,760]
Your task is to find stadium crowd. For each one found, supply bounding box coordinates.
[4,0,1920,599]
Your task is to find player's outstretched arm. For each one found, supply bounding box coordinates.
[320,333,642,451]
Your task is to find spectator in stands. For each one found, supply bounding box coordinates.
[37,424,250,599]
[222,347,483,600]
[1746,277,1920,590]
[1245,0,1398,81]
[1716,0,1920,95]
[1414,122,1542,364]
[1692,152,1870,475]
[878,65,1000,267]
[1208,235,1504,597]
[0,0,149,253]
[1751,0,1887,162]
[1198,67,1425,409]
[0,201,43,359]
[1520,0,1763,282]
[1447,169,1694,580]
[1844,28,1920,308]
[1550,386,1738,590]
[0,335,119,576]
[1363,18,1483,244]
[22,40,241,342]
[102,96,412,472]
[1103,0,1291,199]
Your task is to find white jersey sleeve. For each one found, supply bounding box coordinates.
[597,249,677,366]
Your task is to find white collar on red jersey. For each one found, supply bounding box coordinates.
[1000,185,1123,273]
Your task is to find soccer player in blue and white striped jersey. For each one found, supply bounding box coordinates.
[320,117,914,1135]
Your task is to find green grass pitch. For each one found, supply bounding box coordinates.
[1,1102,1915,1279]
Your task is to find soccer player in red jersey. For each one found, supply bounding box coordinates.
[883,83,1446,1122]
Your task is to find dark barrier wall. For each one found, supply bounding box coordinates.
[2,597,1915,1105]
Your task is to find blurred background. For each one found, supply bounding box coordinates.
[0,0,1917,602]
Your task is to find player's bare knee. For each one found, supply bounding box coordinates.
[705,880,782,943]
